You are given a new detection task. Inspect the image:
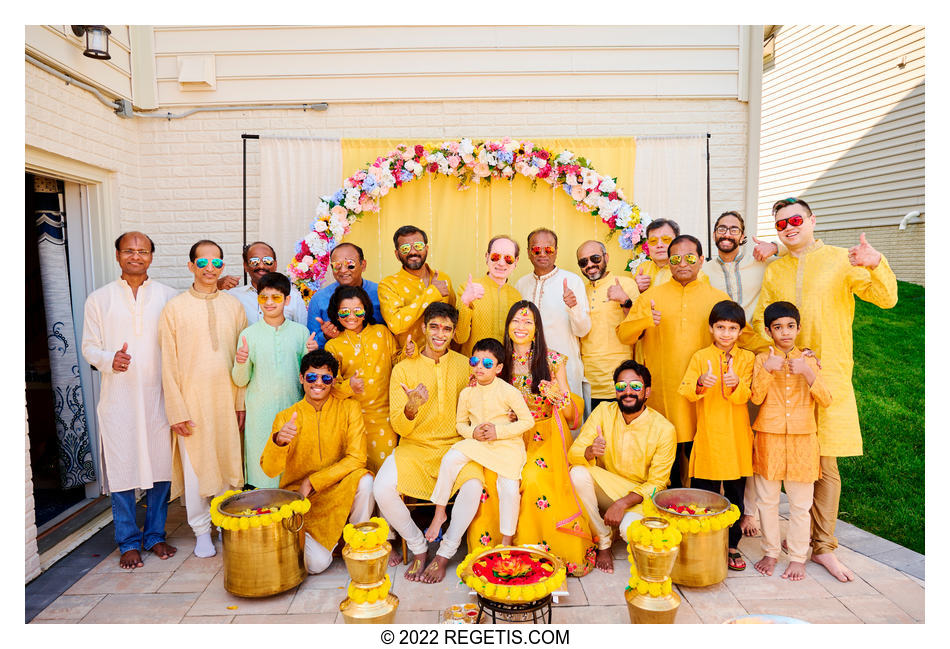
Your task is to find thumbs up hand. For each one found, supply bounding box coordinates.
[591,425,607,457]
[606,277,629,303]
[848,232,882,268]
[305,331,318,352]
[763,346,785,372]
[650,300,661,326]
[722,356,739,388]
[275,411,299,446]
[634,265,651,292]
[699,360,719,388]
[562,278,578,308]
[751,236,779,262]
[236,336,249,364]
[349,369,365,395]
[404,333,416,358]
[461,273,485,306]
[316,317,340,341]
[432,272,450,297]
[112,342,131,372]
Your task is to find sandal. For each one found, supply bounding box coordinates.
[728,551,747,571]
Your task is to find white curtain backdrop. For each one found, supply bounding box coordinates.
[259,137,343,274]
[633,135,708,253]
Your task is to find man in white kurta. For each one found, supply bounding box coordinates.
[81,232,178,569]
[515,228,591,408]
[227,241,308,325]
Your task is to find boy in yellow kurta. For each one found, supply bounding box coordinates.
[568,360,676,573]
[678,300,755,570]
[261,349,373,574]
[426,338,534,546]
[454,235,522,357]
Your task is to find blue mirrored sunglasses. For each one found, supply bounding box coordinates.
[195,257,223,269]
[469,356,496,369]
[304,372,334,385]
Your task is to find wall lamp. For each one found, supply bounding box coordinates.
[70,25,112,60]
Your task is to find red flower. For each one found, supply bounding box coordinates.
[537,165,552,179]
[536,150,549,160]
[608,191,618,200]
[414,144,425,157]
[428,162,438,173]
[606,216,617,229]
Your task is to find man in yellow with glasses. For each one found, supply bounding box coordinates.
[307,242,384,347]
[224,241,308,325]
[379,225,455,350]
[632,219,708,291]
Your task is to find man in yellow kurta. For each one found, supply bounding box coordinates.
[160,240,247,559]
[576,240,640,410]
[631,219,709,293]
[261,349,374,574]
[454,235,522,356]
[752,197,898,582]
[374,303,483,584]
[378,225,455,350]
[568,360,676,573]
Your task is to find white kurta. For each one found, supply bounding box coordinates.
[228,283,308,326]
[81,278,178,493]
[515,267,591,397]
[706,245,784,322]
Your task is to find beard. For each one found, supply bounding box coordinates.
[617,394,645,414]
[404,255,424,270]
[715,237,739,252]
[584,264,606,281]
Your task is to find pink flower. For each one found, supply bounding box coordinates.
[473,162,490,177]
[447,141,459,153]
[330,205,348,220]
[462,153,474,165]
[447,155,461,168]
[570,185,586,201]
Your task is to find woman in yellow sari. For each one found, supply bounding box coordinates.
[466,301,596,577]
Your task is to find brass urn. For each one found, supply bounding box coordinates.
[339,520,399,624]
[652,488,731,588]
[625,517,681,624]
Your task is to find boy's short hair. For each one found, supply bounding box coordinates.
[771,197,812,216]
[299,349,339,377]
[646,218,680,237]
[764,301,801,328]
[612,359,652,388]
[423,302,458,327]
[257,271,291,296]
[327,285,377,331]
[668,234,703,258]
[393,225,427,247]
[709,300,746,329]
[471,338,505,363]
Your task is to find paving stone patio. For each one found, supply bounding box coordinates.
[29,498,924,624]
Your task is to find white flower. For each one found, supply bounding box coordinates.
[600,177,616,193]
[581,169,599,190]
[313,220,329,233]
[315,201,331,218]
[639,211,652,227]
[583,192,600,207]
[597,195,611,212]
[485,152,498,167]
[329,222,345,239]
[504,140,519,153]
[460,138,475,156]
[405,160,423,175]
[344,189,360,210]
[557,150,574,164]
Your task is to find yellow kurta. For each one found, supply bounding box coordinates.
[453,379,535,480]
[160,288,247,499]
[454,276,522,356]
[326,324,400,473]
[568,403,677,515]
[378,265,456,349]
[634,259,709,288]
[752,242,898,456]
[389,350,483,499]
[261,397,370,550]
[580,272,640,399]
[678,345,755,480]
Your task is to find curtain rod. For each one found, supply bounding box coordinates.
[635,134,711,140]
[242,134,339,141]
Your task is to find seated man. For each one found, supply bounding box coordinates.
[374,303,484,584]
[261,349,374,574]
[568,359,676,573]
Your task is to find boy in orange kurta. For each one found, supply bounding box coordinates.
[678,300,754,571]
[261,349,373,574]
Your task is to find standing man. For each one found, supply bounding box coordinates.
[515,227,591,402]
[81,232,178,569]
[225,241,308,325]
[753,197,897,582]
[632,219,710,293]
[160,239,248,558]
[378,225,455,350]
[575,240,640,411]
[306,242,383,347]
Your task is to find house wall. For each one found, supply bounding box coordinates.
[26,406,40,584]
[26,25,134,101]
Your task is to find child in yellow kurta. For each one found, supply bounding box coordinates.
[261,349,373,574]
[325,285,401,473]
[678,300,755,570]
[426,338,534,546]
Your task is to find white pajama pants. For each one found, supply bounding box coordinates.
[431,449,521,536]
[569,465,642,550]
[304,473,376,574]
[179,442,214,537]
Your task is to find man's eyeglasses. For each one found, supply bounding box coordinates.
[714,226,743,236]
[469,356,496,369]
[669,253,699,266]
[647,235,673,247]
[119,249,151,257]
[398,242,427,255]
[304,372,334,385]
[614,381,644,393]
[247,256,275,268]
[531,245,556,256]
[331,260,358,272]
[489,252,516,265]
[337,308,366,319]
[257,293,285,304]
[577,254,603,268]
[194,257,223,269]
[775,215,805,232]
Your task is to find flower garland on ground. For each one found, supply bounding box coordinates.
[209,490,311,531]
[289,138,649,295]
[625,519,683,551]
[342,517,391,549]
[642,498,741,534]
[626,559,675,598]
[347,574,392,604]
[456,546,567,602]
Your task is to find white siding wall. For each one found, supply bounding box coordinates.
[26,406,40,584]
[26,25,133,101]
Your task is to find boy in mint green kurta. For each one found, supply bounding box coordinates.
[232,272,317,487]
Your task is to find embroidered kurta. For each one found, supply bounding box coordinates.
[706,248,777,322]
[580,272,640,399]
[228,283,308,326]
[231,319,310,488]
[261,397,370,550]
[678,345,755,481]
[326,324,401,473]
[389,350,483,499]
[515,267,591,397]
[307,279,383,347]
[81,278,177,494]
[378,266,455,349]
[634,259,709,289]
[568,403,676,512]
[752,241,897,456]
[454,276,522,356]
[453,379,535,480]
[160,288,247,498]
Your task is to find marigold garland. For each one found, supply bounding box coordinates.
[641,498,741,534]
[209,490,312,531]
[455,545,566,603]
[342,517,391,550]
[625,519,683,551]
[347,574,392,605]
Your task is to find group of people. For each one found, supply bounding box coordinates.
[81,196,896,588]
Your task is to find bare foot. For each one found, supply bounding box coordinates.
[501,535,513,546]
[388,546,403,567]
[595,548,614,573]
[754,555,777,576]
[782,560,807,581]
[404,553,427,581]
[420,556,450,584]
[739,514,759,537]
[812,552,854,582]
[424,509,447,543]
[149,542,177,560]
[119,549,144,569]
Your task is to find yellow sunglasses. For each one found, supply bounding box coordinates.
[257,293,286,304]
[669,253,699,266]
[398,242,427,255]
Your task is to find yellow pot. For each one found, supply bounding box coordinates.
[652,488,730,588]
[625,588,681,624]
[631,518,680,580]
[342,522,392,585]
[340,593,400,624]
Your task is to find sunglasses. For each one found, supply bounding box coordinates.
[247,256,275,268]
[304,372,334,385]
[398,241,427,255]
[775,215,805,232]
[469,356,496,369]
[195,257,224,269]
[257,293,285,304]
[337,308,366,319]
[531,245,556,256]
[331,259,358,272]
[577,254,603,268]
[647,235,673,247]
[489,252,516,265]
[714,226,743,235]
[669,253,699,266]
[614,381,644,393]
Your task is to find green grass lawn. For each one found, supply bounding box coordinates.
[838,280,924,553]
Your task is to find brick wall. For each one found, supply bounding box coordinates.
[817,222,925,286]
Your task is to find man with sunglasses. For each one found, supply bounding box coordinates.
[225,241,308,326]
[379,225,455,351]
[306,242,383,347]
[752,197,897,583]
[159,239,248,559]
[576,240,640,412]
[568,360,676,573]
[632,219,711,292]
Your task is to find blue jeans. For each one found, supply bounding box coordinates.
[110,481,171,553]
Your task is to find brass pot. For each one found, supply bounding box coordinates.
[652,488,730,588]
[340,593,400,624]
[220,489,306,598]
[625,587,681,624]
[342,521,392,585]
[631,518,680,580]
